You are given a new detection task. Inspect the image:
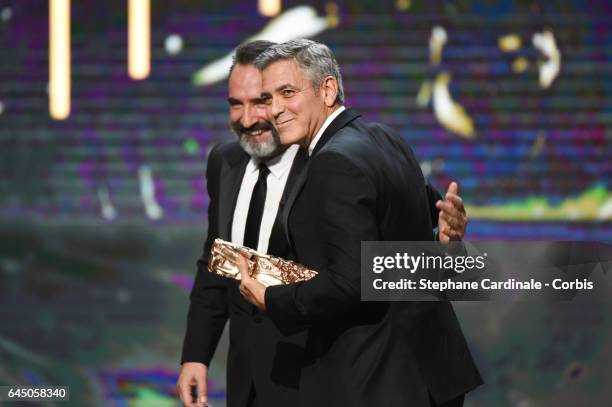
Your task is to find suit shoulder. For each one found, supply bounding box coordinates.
[208,140,241,160]
[351,116,403,143]
[349,117,416,158]
[207,140,242,168]
[365,120,400,138]
[312,127,374,183]
[320,117,401,160]
[315,116,420,180]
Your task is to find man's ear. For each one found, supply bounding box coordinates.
[321,76,338,107]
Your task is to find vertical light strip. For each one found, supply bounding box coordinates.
[49,0,70,120]
[128,0,150,80]
[258,0,281,17]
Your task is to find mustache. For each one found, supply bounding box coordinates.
[232,121,274,136]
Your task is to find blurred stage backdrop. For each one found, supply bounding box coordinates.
[0,0,610,405]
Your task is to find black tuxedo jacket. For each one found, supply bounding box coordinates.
[266,109,483,407]
[181,141,308,407]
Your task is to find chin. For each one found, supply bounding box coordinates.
[239,131,282,159]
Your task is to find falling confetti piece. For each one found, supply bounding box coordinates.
[396,0,411,11]
[416,80,432,108]
[98,187,117,220]
[433,72,475,138]
[532,29,561,89]
[192,6,329,86]
[325,2,340,28]
[512,56,529,73]
[528,131,546,158]
[139,165,163,220]
[429,26,447,66]
[498,34,522,52]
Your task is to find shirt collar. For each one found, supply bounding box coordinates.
[308,106,346,156]
[247,144,300,180]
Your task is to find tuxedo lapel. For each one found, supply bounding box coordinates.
[269,147,308,256]
[282,108,362,245]
[311,108,361,156]
[218,150,249,240]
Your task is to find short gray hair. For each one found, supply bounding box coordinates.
[254,39,345,105]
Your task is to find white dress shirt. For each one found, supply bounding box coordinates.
[231,144,300,252]
[308,106,346,156]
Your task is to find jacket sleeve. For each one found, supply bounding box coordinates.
[180,145,229,365]
[265,152,378,334]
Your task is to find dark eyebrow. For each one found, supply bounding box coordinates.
[260,91,272,100]
[227,97,240,105]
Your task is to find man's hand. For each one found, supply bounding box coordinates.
[177,362,208,407]
[435,182,467,242]
[237,255,267,311]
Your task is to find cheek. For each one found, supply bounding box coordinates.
[229,109,241,124]
[255,106,271,121]
[287,100,304,121]
[255,104,268,115]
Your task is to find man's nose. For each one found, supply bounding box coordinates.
[270,96,283,119]
[241,105,257,128]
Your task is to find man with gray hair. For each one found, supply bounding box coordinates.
[177,40,310,407]
[178,39,470,407]
[238,39,482,407]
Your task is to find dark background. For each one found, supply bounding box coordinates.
[0,0,610,405]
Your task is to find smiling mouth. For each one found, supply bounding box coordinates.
[243,129,268,137]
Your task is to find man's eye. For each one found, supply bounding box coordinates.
[281,89,295,97]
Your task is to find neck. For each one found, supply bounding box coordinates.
[302,104,342,149]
